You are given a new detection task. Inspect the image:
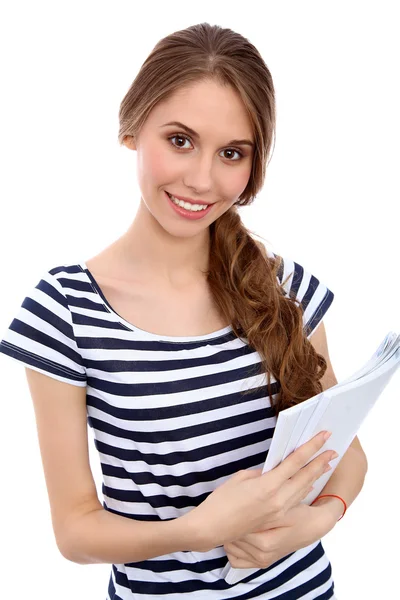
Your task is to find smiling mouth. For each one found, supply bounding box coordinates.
[166,191,211,210]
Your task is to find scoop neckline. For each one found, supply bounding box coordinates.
[79,262,233,342]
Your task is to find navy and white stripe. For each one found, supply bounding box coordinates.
[0,250,336,599]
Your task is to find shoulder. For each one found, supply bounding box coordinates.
[47,262,86,284]
[33,262,89,301]
[0,261,87,386]
[14,261,89,325]
[254,241,335,338]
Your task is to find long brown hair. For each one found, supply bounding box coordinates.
[117,22,327,416]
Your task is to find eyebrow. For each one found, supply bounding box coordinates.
[159,121,254,148]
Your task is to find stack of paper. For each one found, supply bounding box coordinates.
[222,331,400,584]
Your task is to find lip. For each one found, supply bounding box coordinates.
[165,191,213,220]
[166,192,212,206]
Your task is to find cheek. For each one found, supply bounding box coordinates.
[225,165,252,197]
[138,146,169,183]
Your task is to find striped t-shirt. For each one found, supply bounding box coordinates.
[0,249,336,599]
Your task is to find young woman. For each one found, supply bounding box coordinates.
[0,22,367,600]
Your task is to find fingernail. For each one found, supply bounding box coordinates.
[324,465,332,473]
[323,431,332,441]
[330,451,339,460]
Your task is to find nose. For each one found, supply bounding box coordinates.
[183,153,213,195]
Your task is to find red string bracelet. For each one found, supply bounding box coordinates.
[310,494,347,521]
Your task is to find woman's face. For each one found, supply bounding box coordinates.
[123,78,254,237]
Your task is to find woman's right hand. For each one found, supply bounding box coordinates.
[188,430,336,552]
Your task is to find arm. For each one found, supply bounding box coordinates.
[311,443,368,525]
[25,367,202,566]
[62,505,201,565]
[308,322,368,526]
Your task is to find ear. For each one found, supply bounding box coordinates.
[123,135,136,151]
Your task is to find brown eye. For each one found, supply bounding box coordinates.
[168,135,192,149]
[168,134,243,161]
[222,149,243,161]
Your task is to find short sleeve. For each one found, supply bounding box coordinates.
[268,250,335,339]
[0,269,87,387]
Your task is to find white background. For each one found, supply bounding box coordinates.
[0,1,398,598]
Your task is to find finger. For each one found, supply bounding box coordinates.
[271,450,332,511]
[227,553,260,569]
[226,539,260,563]
[225,544,262,568]
[225,541,252,560]
[269,430,332,484]
[286,483,316,509]
[283,454,333,507]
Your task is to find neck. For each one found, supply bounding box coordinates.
[115,199,211,287]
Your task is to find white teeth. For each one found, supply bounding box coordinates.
[168,193,209,212]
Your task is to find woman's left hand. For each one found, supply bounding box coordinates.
[223,502,337,570]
